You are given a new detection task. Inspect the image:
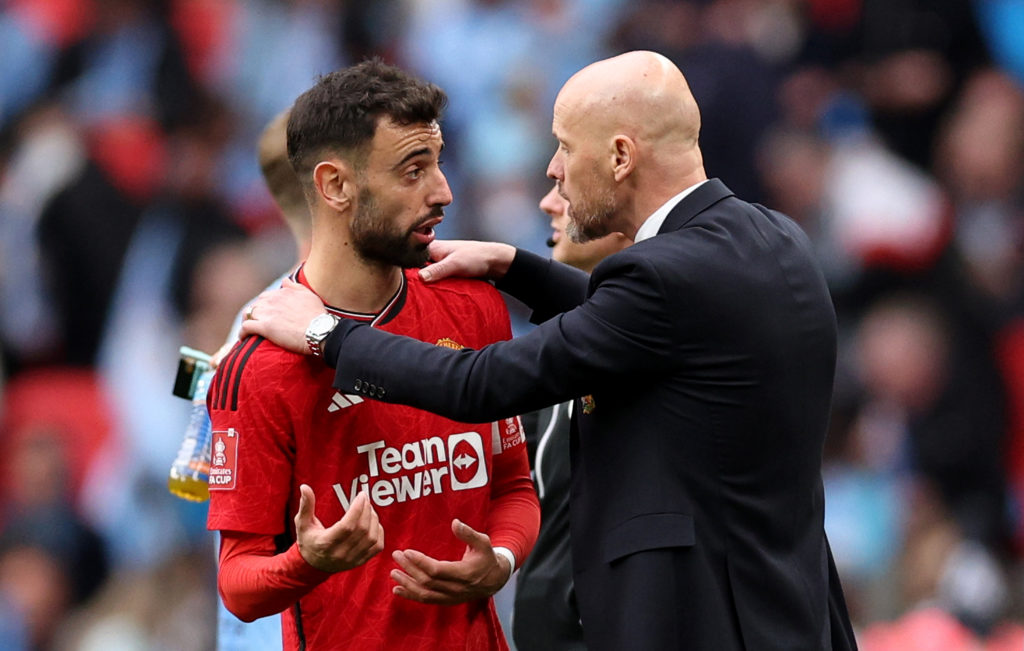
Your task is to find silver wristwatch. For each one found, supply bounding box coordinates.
[305,313,340,357]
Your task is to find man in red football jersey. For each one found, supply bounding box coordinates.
[206,59,539,650]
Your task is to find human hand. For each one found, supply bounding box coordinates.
[390,519,512,604]
[295,484,384,573]
[209,339,235,369]
[238,279,326,354]
[419,240,516,283]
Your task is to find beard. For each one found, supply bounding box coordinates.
[351,188,435,268]
[565,184,616,243]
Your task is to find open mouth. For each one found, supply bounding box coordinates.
[412,216,443,243]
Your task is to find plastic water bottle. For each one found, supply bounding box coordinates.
[168,368,214,502]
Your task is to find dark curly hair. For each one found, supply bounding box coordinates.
[286,58,447,189]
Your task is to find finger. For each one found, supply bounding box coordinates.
[238,319,263,339]
[392,549,436,584]
[359,499,385,556]
[419,260,447,283]
[394,548,469,584]
[390,569,454,604]
[451,519,491,550]
[321,492,372,547]
[426,240,452,261]
[281,277,302,290]
[359,490,376,531]
[331,491,367,528]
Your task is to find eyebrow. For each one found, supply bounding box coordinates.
[393,142,444,171]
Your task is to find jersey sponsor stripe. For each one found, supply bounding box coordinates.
[229,336,264,411]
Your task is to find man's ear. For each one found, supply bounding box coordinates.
[313,159,356,212]
[610,135,636,182]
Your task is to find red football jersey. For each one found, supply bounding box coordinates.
[207,269,531,651]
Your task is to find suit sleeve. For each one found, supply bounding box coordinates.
[322,250,680,423]
[476,283,540,566]
[496,248,591,323]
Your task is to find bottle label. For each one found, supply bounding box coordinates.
[209,428,239,490]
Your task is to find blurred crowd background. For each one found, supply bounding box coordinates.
[0,0,1022,649]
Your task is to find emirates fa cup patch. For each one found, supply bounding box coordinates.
[209,428,239,490]
[492,416,526,453]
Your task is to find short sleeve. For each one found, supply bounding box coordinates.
[207,337,294,535]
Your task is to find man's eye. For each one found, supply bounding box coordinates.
[407,168,423,179]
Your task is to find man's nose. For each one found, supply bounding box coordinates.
[431,170,454,206]
[546,150,563,181]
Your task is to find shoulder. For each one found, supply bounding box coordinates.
[407,270,506,310]
[209,335,310,412]
[405,270,511,342]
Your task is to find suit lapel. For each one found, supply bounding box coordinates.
[657,178,735,234]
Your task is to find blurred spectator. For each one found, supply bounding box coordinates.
[854,294,1009,547]
[53,0,201,130]
[0,103,85,371]
[611,0,782,202]
[803,0,991,170]
[0,410,109,650]
[35,114,161,367]
[933,67,1024,308]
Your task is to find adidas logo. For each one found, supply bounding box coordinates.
[328,392,364,412]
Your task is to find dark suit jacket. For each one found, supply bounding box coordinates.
[323,179,857,650]
[516,404,585,650]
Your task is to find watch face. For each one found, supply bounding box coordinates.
[309,313,337,338]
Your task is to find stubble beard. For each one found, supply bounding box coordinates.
[351,188,433,269]
[565,184,616,244]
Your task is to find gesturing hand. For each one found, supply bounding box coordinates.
[295,485,384,573]
[239,279,327,354]
[419,241,516,283]
[390,519,512,604]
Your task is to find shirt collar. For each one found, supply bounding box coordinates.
[633,180,708,243]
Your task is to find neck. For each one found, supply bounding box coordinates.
[303,235,402,314]
[622,160,707,240]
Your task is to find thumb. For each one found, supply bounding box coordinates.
[294,484,318,531]
[281,277,302,290]
[451,518,490,550]
[419,260,447,283]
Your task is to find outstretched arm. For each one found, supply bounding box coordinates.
[241,253,677,423]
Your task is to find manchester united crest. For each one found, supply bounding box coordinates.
[435,337,464,349]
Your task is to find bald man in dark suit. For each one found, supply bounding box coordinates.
[243,51,857,651]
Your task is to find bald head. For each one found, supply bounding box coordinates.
[559,51,701,151]
[548,51,706,241]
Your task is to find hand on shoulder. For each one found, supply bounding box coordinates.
[419,240,516,283]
